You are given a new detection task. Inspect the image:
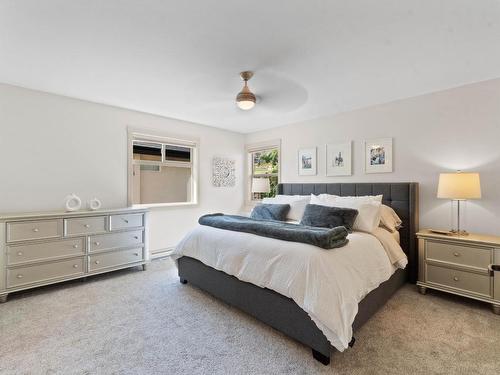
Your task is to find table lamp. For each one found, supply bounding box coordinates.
[437,171,481,235]
[252,177,270,199]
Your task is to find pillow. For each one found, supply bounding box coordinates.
[310,194,382,233]
[262,195,310,221]
[300,204,358,232]
[250,203,290,221]
[379,204,403,233]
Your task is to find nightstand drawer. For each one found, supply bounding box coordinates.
[426,264,491,297]
[426,241,491,269]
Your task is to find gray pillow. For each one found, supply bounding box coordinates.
[251,204,290,221]
[300,204,358,232]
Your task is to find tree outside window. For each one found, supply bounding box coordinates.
[251,148,279,200]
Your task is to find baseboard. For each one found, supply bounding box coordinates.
[151,247,174,260]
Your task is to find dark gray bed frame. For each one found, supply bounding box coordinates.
[178,182,419,365]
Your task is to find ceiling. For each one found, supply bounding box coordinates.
[1,1,500,133]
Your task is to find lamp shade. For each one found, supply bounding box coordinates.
[437,172,481,200]
[251,177,270,193]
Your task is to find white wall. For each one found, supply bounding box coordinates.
[245,79,500,236]
[0,84,245,252]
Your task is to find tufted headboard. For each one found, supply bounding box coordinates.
[278,182,419,283]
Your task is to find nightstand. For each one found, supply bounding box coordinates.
[417,230,500,314]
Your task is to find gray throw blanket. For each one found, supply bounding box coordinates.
[198,214,349,249]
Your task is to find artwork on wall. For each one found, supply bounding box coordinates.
[364,138,393,173]
[212,157,236,187]
[298,147,317,176]
[326,142,352,176]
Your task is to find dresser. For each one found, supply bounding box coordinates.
[417,230,500,314]
[0,208,149,303]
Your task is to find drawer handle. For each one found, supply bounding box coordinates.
[133,236,139,240]
[73,264,79,268]
[17,251,23,256]
[33,228,39,232]
[16,274,23,279]
[123,219,129,223]
[84,224,90,228]
[453,252,460,257]
[134,252,139,256]
[73,244,79,249]
[95,260,100,265]
[453,276,460,281]
[94,242,100,246]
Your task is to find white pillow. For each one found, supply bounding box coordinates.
[262,195,310,221]
[379,204,403,233]
[310,194,382,233]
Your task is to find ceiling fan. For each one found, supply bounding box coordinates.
[236,71,256,110]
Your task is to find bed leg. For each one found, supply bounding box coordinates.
[180,278,188,284]
[312,349,330,365]
[348,336,356,348]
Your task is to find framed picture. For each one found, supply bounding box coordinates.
[364,138,393,173]
[212,157,236,187]
[326,142,352,176]
[298,147,317,176]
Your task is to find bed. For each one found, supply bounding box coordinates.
[175,182,418,365]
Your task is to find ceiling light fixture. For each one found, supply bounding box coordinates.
[236,71,256,110]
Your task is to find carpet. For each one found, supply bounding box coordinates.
[0,258,499,375]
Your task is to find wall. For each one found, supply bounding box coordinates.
[245,79,500,235]
[0,84,245,252]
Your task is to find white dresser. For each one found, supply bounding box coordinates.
[0,208,149,302]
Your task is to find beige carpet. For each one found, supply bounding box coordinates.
[1,258,499,375]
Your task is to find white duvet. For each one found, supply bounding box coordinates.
[172,225,406,351]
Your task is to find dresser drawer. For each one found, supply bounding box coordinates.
[64,216,106,236]
[426,264,491,297]
[7,220,62,243]
[89,230,143,252]
[426,241,491,269]
[89,248,143,272]
[7,258,85,288]
[109,213,144,231]
[7,238,85,265]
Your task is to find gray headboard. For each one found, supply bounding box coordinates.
[278,182,419,283]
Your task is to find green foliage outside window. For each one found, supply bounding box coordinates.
[252,148,279,199]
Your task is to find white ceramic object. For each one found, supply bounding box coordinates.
[88,198,102,211]
[65,193,82,212]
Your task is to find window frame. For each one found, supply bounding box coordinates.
[246,140,281,203]
[127,128,199,208]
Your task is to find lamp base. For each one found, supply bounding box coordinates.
[450,229,469,236]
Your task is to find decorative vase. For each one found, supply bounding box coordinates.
[65,193,82,212]
[88,198,102,211]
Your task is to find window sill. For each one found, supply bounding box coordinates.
[131,202,198,209]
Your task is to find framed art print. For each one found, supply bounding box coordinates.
[298,147,317,176]
[212,157,236,187]
[364,138,393,173]
[326,142,352,176]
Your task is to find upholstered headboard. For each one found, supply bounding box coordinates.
[277,182,419,283]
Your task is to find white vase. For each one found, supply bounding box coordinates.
[65,193,82,212]
[88,198,102,211]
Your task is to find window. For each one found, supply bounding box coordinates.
[247,141,280,201]
[128,131,198,207]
